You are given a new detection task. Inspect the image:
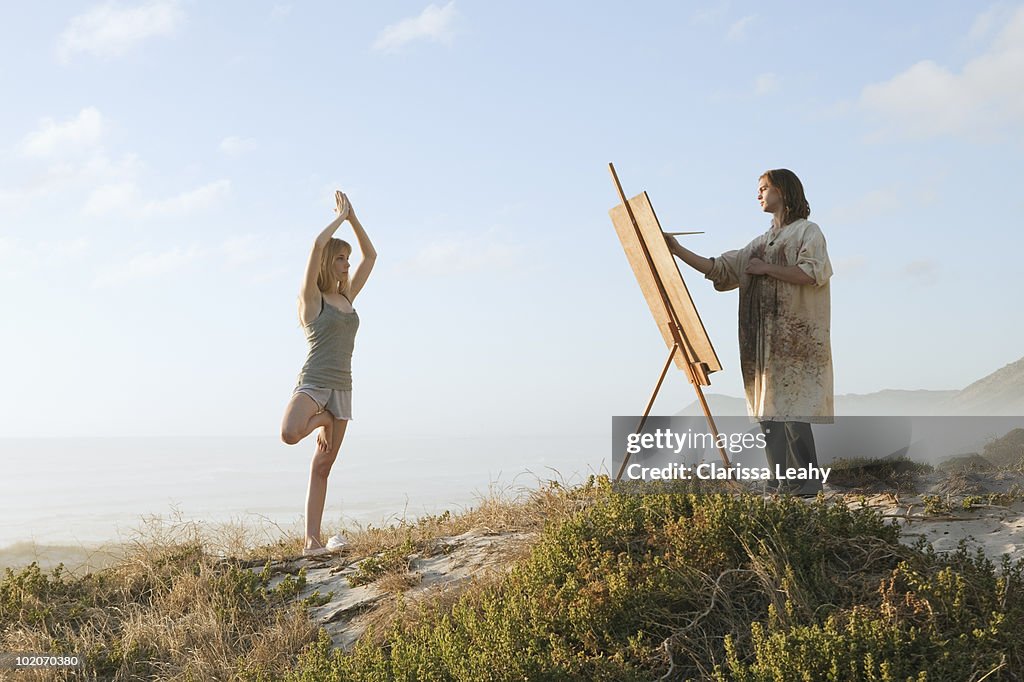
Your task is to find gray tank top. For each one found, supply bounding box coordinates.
[296,298,360,391]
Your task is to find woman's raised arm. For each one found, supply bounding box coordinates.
[345,198,376,301]
[300,192,349,313]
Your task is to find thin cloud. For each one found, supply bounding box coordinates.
[84,179,231,217]
[221,234,266,268]
[18,108,104,159]
[83,181,140,216]
[57,0,184,62]
[859,5,1024,141]
[0,237,89,282]
[395,234,522,276]
[833,256,866,278]
[3,110,229,219]
[1,151,141,214]
[219,136,257,156]
[966,4,1008,43]
[900,260,939,284]
[0,238,24,281]
[826,188,901,224]
[92,246,204,288]
[217,234,290,283]
[373,2,457,53]
[754,73,778,95]
[145,179,230,215]
[690,0,731,25]
[727,14,755,41]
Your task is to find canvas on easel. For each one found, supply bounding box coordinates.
[608,163,730,478]
[609,190,721,383]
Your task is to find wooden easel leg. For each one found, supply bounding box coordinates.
[689,383,732,467]
[614,343,679,482]
[665,323,732,469]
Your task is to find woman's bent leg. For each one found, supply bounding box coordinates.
[305,417,348,550]
[281,392,333,451]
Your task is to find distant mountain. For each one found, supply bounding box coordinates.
[945,356,1024,416]
[678,356,1024,417]
[676,393,747,416]
[676,389,958,417]
[837,389,959,416]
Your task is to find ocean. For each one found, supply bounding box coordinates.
[0,434,609,572]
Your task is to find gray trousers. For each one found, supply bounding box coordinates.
[759,421,822,495]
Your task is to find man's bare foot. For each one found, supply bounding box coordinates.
[316,421,333,454]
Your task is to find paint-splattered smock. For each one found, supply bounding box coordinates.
[705,218,834,423]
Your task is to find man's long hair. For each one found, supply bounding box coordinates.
[761,169,810,227]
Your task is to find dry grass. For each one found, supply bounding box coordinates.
[341,477,590,558]
[0,476,596,680]
[372,570,422,594]
[982,428,1024,468]
[331,476,594,594]
[1,510,323,680]
[826,455,932,493]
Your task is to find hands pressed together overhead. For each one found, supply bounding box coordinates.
[334,190,352,221]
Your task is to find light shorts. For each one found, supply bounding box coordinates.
[294,384,352,421]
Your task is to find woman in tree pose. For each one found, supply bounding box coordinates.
[280,190,376,556]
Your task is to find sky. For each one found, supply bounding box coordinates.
[2,1,1023,440]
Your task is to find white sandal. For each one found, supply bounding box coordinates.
[302,534,347,557]
[302,545,330,557]
[325,533,348,551]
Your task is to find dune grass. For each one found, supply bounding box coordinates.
[2,477,1022,680]
[825,455,933,492]
[981,428,1024,469]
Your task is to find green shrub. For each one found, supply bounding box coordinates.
[349,535,419,587]
[721,546,1023,680]
[284,477,1024,681]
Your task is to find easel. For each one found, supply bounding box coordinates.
[608,163,731,481]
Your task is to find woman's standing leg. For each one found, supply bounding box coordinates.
[305,417,348,549]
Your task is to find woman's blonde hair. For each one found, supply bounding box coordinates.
[318,238,352,296]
